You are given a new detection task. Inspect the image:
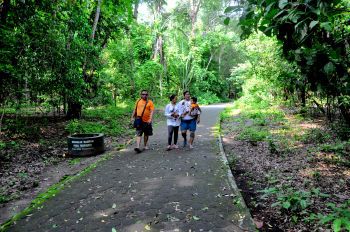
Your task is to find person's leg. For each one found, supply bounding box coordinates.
[167,126,174,150]
[181,130,187,147]
[136,136,142,148]
[189,131,195,149]
[168,126,174,146]
[180,120,188,147]
[173,126,179,147]
[144,135,149,149]
[143,122,153,150]
[189,119,197,149]
[134,129,143,153]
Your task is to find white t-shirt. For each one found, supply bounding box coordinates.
[178,99,193,120]
[164,103,181,126]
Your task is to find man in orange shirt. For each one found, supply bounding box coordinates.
[131,90,155,153]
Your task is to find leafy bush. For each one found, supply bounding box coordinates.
[261,187,329,222]
[3,118,41,139]
[0,142,6,150]
[65,104,136,136]
[220,107,234,121]
[83,104,132,120]
[0,194,11,204]
[331,121,350,141]
[197,92,221,105]
[301,128,333,144]
[320,142,350,156]
[65,119,84,134]
[237,127,269,142]
[316,200,350,232]
[65,120,105,134]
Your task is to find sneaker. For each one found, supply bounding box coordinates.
[183,140,187,147]
[166,145,171,151]
[189,144,194,149]
[144,146,150,150]
[173,144,179,149]
[134,147,142,153]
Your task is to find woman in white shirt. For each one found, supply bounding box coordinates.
[164,94,181,150]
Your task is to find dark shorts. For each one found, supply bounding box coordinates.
[136,122,153,136]
[180,119,196,132]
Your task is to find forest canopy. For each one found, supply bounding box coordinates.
[0,0,349,123]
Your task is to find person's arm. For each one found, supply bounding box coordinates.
[164,105,173,118]
[131,109,135,121]
[131,100,138,122]
[148,102,155,123]
[131,108,136,122]
[149,110,154,123]
[179,101,188,117]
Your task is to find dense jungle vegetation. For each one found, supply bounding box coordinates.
[0,0,349,121]
[0,0,350,231]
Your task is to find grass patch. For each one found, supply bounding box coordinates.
[65,104,134,136]
[68,158,81,165]
[301,128,333,144]
[0,194,12,204]
[237,127,269,142]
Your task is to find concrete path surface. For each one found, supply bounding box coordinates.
[7,104,255,232]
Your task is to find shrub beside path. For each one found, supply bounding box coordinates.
[7,104,255,231]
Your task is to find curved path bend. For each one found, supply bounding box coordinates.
[8,104,255,232]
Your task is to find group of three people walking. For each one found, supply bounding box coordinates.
[131,90,201,153]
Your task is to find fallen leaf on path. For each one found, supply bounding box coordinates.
[112,203,117,209]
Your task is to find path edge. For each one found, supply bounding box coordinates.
[217,125,256,231]
[0,138,135,232]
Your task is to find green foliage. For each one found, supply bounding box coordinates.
[261,186,329,218]
[301,128,333,144]
[65,104,133,136]
[236,0,350,124]
[331,121,350,141]
[197,92,221,105]
[316,200,350,232]
[0,141,6,150]
[0,0,133,114]
[241,109,285,125]
[3,118,41,139]
[272,189,312,213]
[220,107,234,121]
[68,158,81,166]
[65,120,83,134]
[237,127,269,142]
[0,194,11,204]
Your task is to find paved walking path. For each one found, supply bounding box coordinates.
[7,104,255,232]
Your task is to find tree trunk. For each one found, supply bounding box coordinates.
[133,0,139,20]
[339,104,350,126]
[300,87,306,107]
[128,32,136,99]
[152,34,165,96]
[0,0,10,26]
[75,0,102,119]
[190,0,201,38]
[0,100,7,134]
[66,101,82,119]
[91,0,102,43]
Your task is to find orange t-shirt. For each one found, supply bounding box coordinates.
[191,103,199,109]
[135,99,154,122]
